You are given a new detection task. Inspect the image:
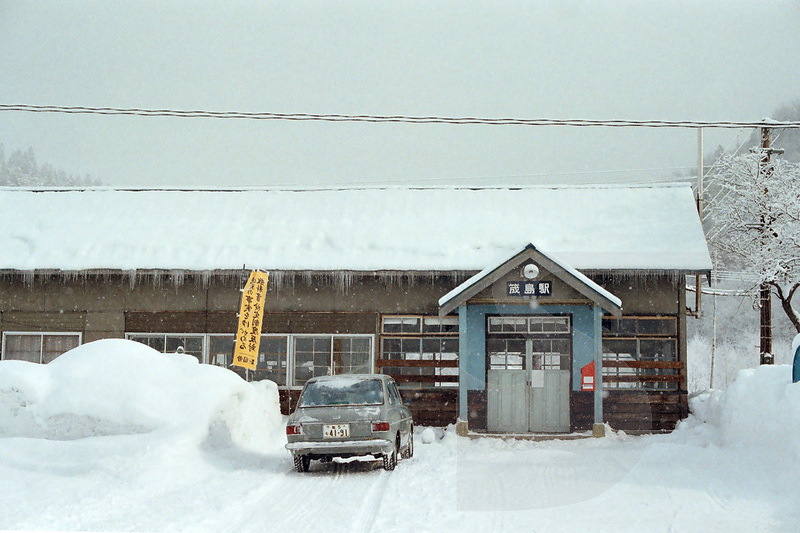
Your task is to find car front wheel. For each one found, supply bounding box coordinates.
[294,455,310,473]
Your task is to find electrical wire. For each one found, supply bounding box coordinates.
[2,104,800,129]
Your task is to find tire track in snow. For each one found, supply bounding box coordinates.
[243,458,381,533]
[349,468,390,533]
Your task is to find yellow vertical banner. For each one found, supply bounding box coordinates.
[233,270,269,371]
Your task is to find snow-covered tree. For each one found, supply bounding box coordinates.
[0,144,100,186]
[709,151,800,332]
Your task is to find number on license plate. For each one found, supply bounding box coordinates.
[323,424,350,438]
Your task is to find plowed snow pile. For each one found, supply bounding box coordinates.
[0,339,284,451]
[680,364,800,459]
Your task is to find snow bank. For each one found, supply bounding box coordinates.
[683,364,800,459]
[0,339,284,451]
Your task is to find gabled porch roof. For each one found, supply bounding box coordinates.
[438,243,623,317]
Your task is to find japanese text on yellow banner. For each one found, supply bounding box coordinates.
[233,270,269,370]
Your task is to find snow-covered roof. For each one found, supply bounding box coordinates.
[0,184,712,272]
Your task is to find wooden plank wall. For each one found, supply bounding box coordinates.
[603,391,688,431]
[467,390,487,431]
[278,389,302,413]
[467,389,688,433]
[571,391,594,431]
[402,389,458,427]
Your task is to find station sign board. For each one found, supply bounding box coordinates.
[506,280,552,297]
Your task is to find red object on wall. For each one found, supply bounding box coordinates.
[580,361,595,391]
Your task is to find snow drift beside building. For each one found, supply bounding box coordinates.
[681,364,800,459]
[0,339,285,451]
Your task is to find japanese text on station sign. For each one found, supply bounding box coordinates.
[233,270,269,371]
[507,280,552,297]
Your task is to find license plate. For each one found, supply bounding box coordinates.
[323,424,350,438]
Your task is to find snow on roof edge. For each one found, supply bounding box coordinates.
[438,244,622,311]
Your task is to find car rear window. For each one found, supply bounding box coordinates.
[298,378,384,407]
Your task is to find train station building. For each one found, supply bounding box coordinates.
[0,184,711,433]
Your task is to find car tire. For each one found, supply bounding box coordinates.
[383,439,398,471]
[294,455,310,473]
[402,426,414,459]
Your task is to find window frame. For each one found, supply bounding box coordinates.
[289,334,375,389]
[1,331,83,363]
[601,315,679,391]
[379,315,459,389]
[125,332,374,389]
[125,332,207,363]
[602,315,677,337]
[381,315,459,336]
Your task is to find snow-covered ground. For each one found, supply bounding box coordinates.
[1,340,799,532]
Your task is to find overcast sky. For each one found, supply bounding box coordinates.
[1,1,798,187]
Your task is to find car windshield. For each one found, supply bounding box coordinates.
[298,378,384,407]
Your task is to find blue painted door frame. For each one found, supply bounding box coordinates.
[458,303,604,428]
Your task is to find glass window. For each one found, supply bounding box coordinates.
[380,336,458,388]
[382,316,422,334]
[602,316,676,336]
[601,315,679,391]
[165,335,204,363]
[127,334,204,363]
[487,338,525,370]
[129,334,166,353]
[389,381,403,404]
[126,332,369,388]
[602,338,678,390]
[293,336,331,386]
[4,334,41,363]
[2,333,80,364]
[638,318,677,336]
[333,336,371,375]
[256,336,288,386]
[42,335,80,364]
[422,317,459,334]
[291,336,373,387]
[639,338,677,361]
[489,316,570,334]
[298,378,384,407]
[209,335,234,367]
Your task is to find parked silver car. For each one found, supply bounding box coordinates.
[285,374,413,472]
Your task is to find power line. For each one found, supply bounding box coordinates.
[2,104,800,129]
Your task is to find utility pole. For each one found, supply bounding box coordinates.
[695,128,704,317]
[758,127,778,364]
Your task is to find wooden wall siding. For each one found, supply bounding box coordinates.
[603,361,685,387]
[465,389,687,433]
[603,391,688,432]
[0,311,87,332]
[571,391,594,431]
[262,312,379,335]
[125,311,213,333]
[404,389,458,427]
[278,389,302,414]
[467,390,487,431]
